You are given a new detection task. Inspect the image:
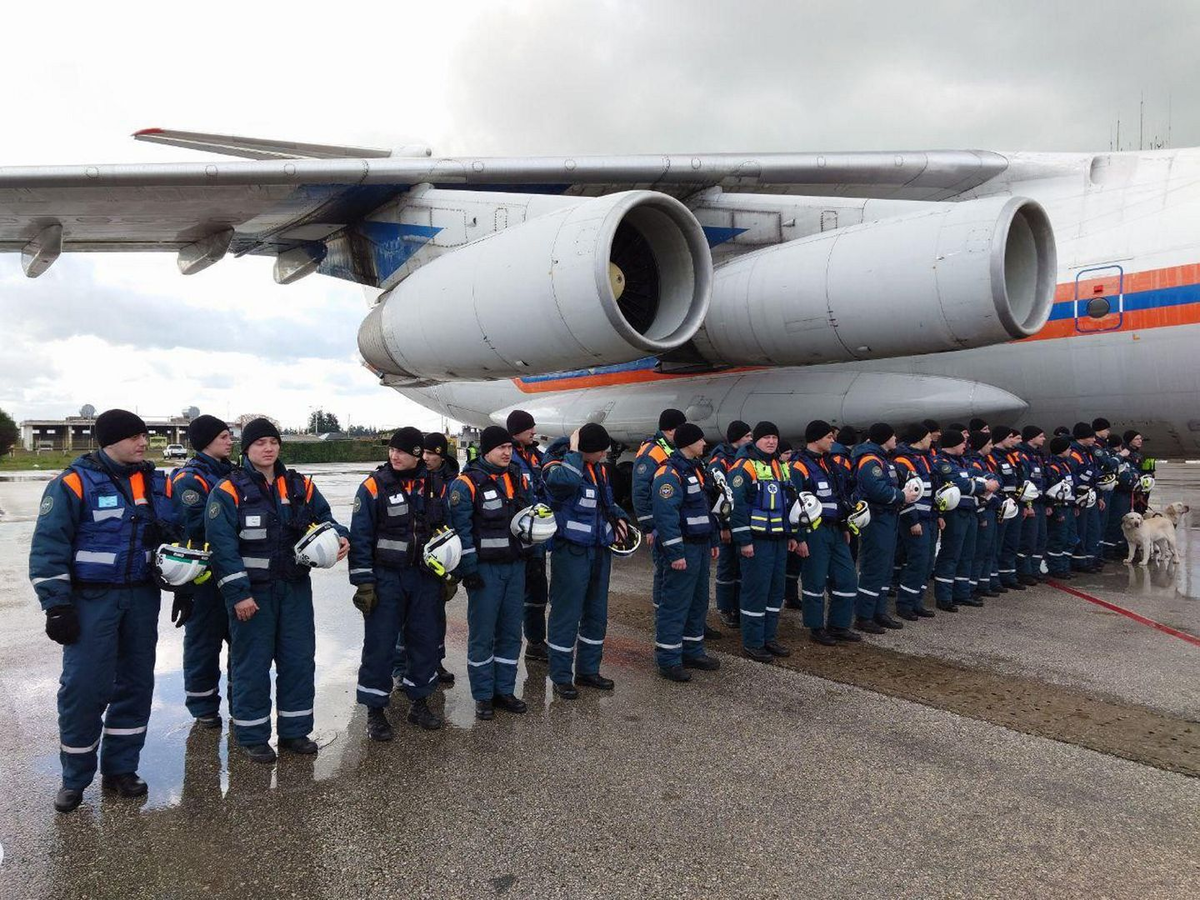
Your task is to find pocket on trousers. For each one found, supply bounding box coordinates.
[76,586,108,602]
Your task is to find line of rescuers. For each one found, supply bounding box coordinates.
[31,404,1148,815]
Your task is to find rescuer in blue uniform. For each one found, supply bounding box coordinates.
[1043,436,1076,578]
[171,414,234,728]
[650,422,721,681]
[1103,430,1143,559]
[29,409,185,813]
[891,423,937,621]
[853,423,919,632]
[987,426,1024,593]
[1091,417,1118,562]
[447,425,534,720]
[729,421,793,662]
[789,420,863,645]
[829,426,858,560]
[965,430,999,604]
[631,408,686,611]
[1015,426,1048,584]
[707,420,752,629]
[349,427,445,740]
[206,418,349,763]
[931,429,995,611]
[1067,422,1100,572]
[507,409,551,663]
[541,423,632,698]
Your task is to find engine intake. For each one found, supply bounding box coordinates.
[358,191,712,381]
[692,196,1056,366]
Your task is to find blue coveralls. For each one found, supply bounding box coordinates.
[966,450,999,596]
[171,452,233,719]
[1102,458,1139,558]
[542,440,630,684]
[789,449,858,630]
[729,446,791,649]
[1093,441,1119,558]
[1068,443,1098,569]
[989,447,1021,590]
[631,433,674,609]
[349,462,443,706]
[1015,443,1048,579]
[892,445,936,615]
[706,442,742,619]
[206,459,347,747]
[514,443,549,645]
[829,441,858,562]
[29,451,180,790]
[1043,458,1075,576]
[448,459,533,701]
[852,442,905,621]
[651,451,717,668]
[930,453,981,608]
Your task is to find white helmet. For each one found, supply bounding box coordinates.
[511,503,558,545]
[1096,472,1117,492]
[1138,474,1156,492]
[1016,480,1041,502]
[295,521,342,568]
[609,524,643,557]
[423,528,462,579]
[1075,487,1097,508]
[846,500,871,535]
[154,543,211,587]
[710,467,735,519]
[789,492,823,529]
[1046,480,1073,503]
[903,475,925,501]
[934,483,961,512]
[999,497,1019,520]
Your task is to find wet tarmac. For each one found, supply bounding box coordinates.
[0,463,1197,898]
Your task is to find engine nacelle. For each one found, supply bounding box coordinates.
[358,191,712,381]
[692,196,1055,366]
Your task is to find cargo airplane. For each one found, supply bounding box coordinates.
[2,129,1198,456]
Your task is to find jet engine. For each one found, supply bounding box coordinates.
[358,191,712,381]
[691,196,1056,366]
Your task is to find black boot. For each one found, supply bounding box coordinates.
[658,664,692,682]
[718,611,740,629]
[704,623,723,640]
[437,664,456,685]
[367,707,394,741]
[575,673,615,690]
[242,743,277,764]
[936,602,959,612]
[914,608,936,618]
[407,698,443,731]
[102,772,148,798]
[897,610,919,622]
[875,615,904,629]
[524,641,549,662]
[553,681,579,699]
[492,694,527,714]
[763,640,791,657]
[194,713,222,729]
[682,654,721,670]
[829,626,863,642]
[809,628,837,646]
[855,618,885,634]
[742,645,775,663]
[279,736,319,756]
[54,786,83,813]
[475,700,494,720]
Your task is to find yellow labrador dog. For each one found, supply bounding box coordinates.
[1122,508,1186,566]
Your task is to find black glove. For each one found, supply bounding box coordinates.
[353,583,378,616]
[171,594,194,628]
[45,605,80,645]
[462,573,485,590]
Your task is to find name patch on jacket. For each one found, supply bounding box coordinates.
[98,495,119,509]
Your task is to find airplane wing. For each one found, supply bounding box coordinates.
[0,130,1011,282]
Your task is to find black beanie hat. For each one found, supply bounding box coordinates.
[921,418,941,433]
[423,432,449,457]
[95,408,148,448]
[240,417,281,450]
[480,425,513,457]
[969,430,992,452]
[726,420,752,444]
[187,414,228,452]
[838,425,859,446]
[1092,417,1111,431]
[673,422,705,449]
[969,417,989,433]
[505,409,535,435]
[948,423,967,433]
[867,422,895,445]
[1123,429,1142,445]
[1021,425,1045,442]
[658,408,687,432]
[1053,425,1071,437]
[752,421,780,441]
[991,425,1014,443]
[901,423,929,445]
[941,429,966,449]
[778,439,793,455]
[389,426,425,456]
[805,419,834,443]
[1072,421,1095,439]
[579,423,610,453]
[1049,435,1072,455]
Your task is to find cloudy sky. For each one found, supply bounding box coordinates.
[2,0,1196,430]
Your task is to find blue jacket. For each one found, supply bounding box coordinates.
[788,448,847,530]
[963,451,998,512]
[651,450,717,561]
[1014,442,1046,497]
[542,436,630,548]
[29,451,181,610]
[632,431,674,534]
[171,452,233,544]
[728,444,793,543]
[892,444,935,524]
[447,457,533,575]
[1068,442,1096,487]
[932,451,981,509]
[514,442,546,501]
[348,462,443,584]
[987,447,1019,498]
[205,458,346,607]
[852,441,905,510]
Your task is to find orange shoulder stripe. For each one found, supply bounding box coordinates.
[218,481,239,505]
[62,471,83,499]
[363,476,378,498]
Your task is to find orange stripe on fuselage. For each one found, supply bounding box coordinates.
[1023,301,1200,343]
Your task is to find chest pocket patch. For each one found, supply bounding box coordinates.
[98,495,119,509]
[481,489,503,511]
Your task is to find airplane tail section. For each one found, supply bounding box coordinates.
[131,128,431,160]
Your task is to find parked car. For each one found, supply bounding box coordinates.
[163,444,187,460]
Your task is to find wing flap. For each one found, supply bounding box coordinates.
[132,127,413,160]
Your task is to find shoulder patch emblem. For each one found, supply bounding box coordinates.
[637,462,649,475]
[731,474,744,488]
[208,501,221,519]
[872,465,883,478]
[39,495,54,516]
[181,489,201,507]
[353,496,362,513]
[450,491,462,506]
[658,483,675,499]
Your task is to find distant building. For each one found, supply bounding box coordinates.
[20,415,192,452]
